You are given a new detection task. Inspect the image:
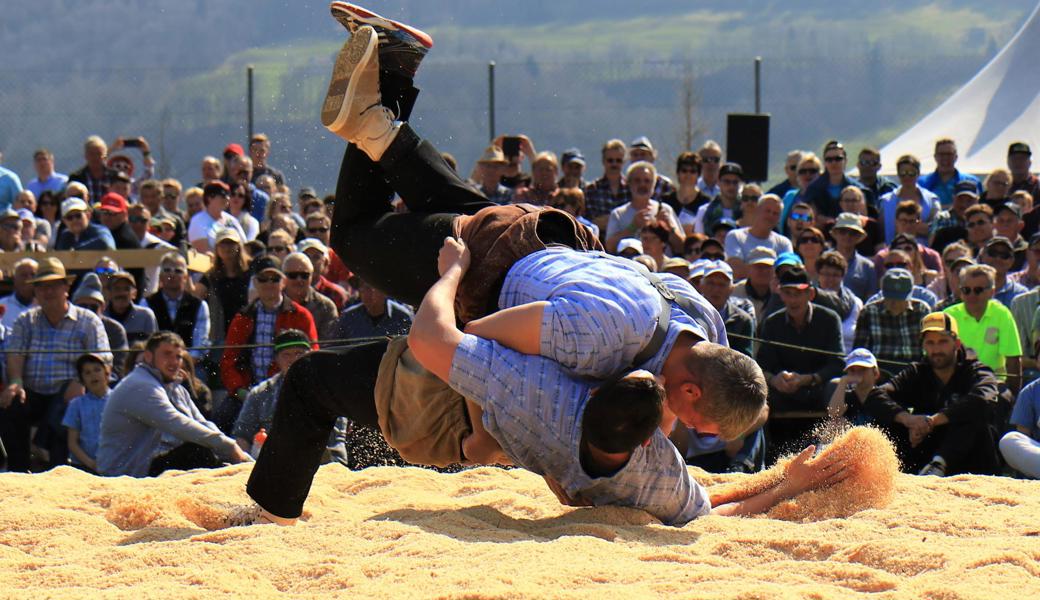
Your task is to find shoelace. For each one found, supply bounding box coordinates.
[360,104,399,142]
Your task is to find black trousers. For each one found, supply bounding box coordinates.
[246,339,389,519]
[882,418,1000,475]
[0,388,66,472]
[330,123,495,308]
[148,442,224,477]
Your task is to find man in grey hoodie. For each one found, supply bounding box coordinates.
[97,331,251,477]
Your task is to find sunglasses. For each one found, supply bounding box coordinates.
[966,219,991,228]
[94,266,116,275]
[960,285,992,296]
[823,155,845,163]
[741,195,761,203]
[63,212,86,220]
[701,156,721,163]
[884,262,910,269]
[285,271,311,280]
[129,216,149,224]
[269,246,289,253]
[255,275,283,284]
[162,193,179,200]
[798,168,819,176]
[799,237,823,244]
[677,167,699,174]
[162,267,186,275]
[308,227,330,234]
[858,160,880,168]
[790,213,813,222]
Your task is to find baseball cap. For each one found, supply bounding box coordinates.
[298,186,319,200]
[61,197,90,217]
[881,268,913,300]
[1008,141,1032,156]
[719,162,744,179]
[561,147,586,166]
[251,254,283,277]
[215,227,242,245]
[99,192,128,214]
[16,208,34,222]
[747,246,777,266]
[0,208,19,221]
[833,212,866,235]
[703,259,734,280]
[948,255,975,271]
[106,270,137,288]
[617,238,644,256]
[844,348,878,370]
[774,251,804,270]
[954,180,980,198]
[713,218,738,233]
[996,202,1022,219]
[298,237,329,257]
[224,143,245,157]
[700,238,725,254]
[921,311,959,338]
[984,235,1014,253]
[689,258,710,279]
[630,136,654,151]
[661,256,690,273]
[778,267,812,289]
[273,328,313,353]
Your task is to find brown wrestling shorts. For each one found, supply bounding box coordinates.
[374,336,472,467]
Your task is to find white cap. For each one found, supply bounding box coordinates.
[617,238,644,255]
[61,197,90,217]
[298,237,329,257]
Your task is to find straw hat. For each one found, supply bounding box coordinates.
[477,145,508,165]
[30,256,76,284]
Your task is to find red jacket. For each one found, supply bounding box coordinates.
[220,297,319,396]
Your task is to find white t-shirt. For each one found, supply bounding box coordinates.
[724,227,793,261]
[605,200,681,242]
[188,211,246,250]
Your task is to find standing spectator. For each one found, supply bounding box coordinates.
[229,155,270,222]
[829,212,878,301]
[880,155,941,243]
[1010,232,1040,289]
[299,239,350,310]
[696,260,755,358]
[979,236,1028,307]
[68,135,117,202]
[963,203,996,254]
[865,312,1003,476]
[583,138,629,226]
[146,252,211,362]
[162,179,187,221]
[188,182,246,253]
[514,151,561,206]
[993,202,1028,271]
[693,162,743,236]
[803,141,866,224]
[0,258,37,331]
[944,264,1022,393]
[697,140,723,198]
[249,133,285,187]
[854,147,897,209]
[1,257,111,471]
[327,278,413,341]
[853,268,931,372]
[724,194,792,279]
[199,156,224,188]
[816,251,862,355]
[61,353,111,473]
[919,139,981,208]
[496,134,534,191]
[1008,142,1040,200]
[220,255,318,402]
[25,148,67,198]
[662,151,712,234]
[71,273,129,378]
[128,204,175,295]
[98,192,144,289]
[34,190,61,247]
[104,271,158,345]
[0,157,23,211]
[981,168,1013,210]
[282,252,338,339]
[139,179,186,247]
[1000,378,1040,478]
[605,162,683,254]
[55,198,115,251]
[558,148,587,190]
[756,267,844,412]
[472,145,513,204]
[930,180,980,251]
[96,332,250,477]
[628,136,676,201]
[229,182,261,241]
[766,150,805,199]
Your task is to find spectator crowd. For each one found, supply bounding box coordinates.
[1,130,1039,483]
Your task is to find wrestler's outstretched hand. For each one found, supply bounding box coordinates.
[438,236,471,276]
[780,445,851,498]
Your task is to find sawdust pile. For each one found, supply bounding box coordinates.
[2,427,1038,599]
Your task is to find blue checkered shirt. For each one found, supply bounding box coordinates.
[583,176,630,219]
[9,304,112,394]
[499,248,728,379]
[251,304,278,382]
[448,334,711,526]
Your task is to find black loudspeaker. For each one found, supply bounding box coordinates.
[726,113,770,183]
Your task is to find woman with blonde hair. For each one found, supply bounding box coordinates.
[983,167,1013,209]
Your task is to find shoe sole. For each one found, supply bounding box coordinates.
[329,2,434,48]
[321,26,376,132]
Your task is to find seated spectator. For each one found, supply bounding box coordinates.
[16,207,46,250]
[935,253,975,311]
[875,202,942,272]
[616,238,642,258]
[886,231,940,288]
[300,238,350,311]
[327,278,413,341]
[855,147,898,209]
[188,182,247,253]
[756,267,844,412]
[793,226,826,282]
[979,236,1028,307]
[632,254,658,273]
[829,211,878,301]
[827,348,880,427]
[639,226,669,272]
[783,201,815,240]
[854,268,931,374]
[867,248,939,309]
[184,186,205,221]
[816,251,862,355]
[304,210,352,289]
[0,208,24,252]
[34,190,61,246]
[880,155,941,243]
[146,252,211,362]
[696,260,755,357]
[662,151,712,234]
[514,151,560,206]
[72,273,129,378]
[698,238,726,261]
[229,154,270,222]
[731,246,776,327]
[197,228,252,348]
[681,233,709,263]
[834,187,885,257]
[282,252,338,339]
[558,148,587,190]
[61,353,111,473]
[930,180,980,252]
[0,258,37,331]
[139,179,186,247]
[104,271,157,345]
[724,194,792,280]
[999,378,1040,478]
[233,329,314,452]
[710,218,738,245]
[929,240,972,301]
[803,141,867,225]
[266,229,296,262]
[993,202,1028,271]
[96,332,251,477]
[55,198,115,251]
[219,255,318,423]
[605,161,684,254]
[865,312,1003,476]
[694,162,744,236]
[735,184,762,228]
[550,187,599,239]
[944,264,1023,393]
[767,150,805,200]
[660,256,691,279]
[982,167,1012,210]
[1010,231,1040,289]
[628,136,676,201]
[963,203,996,255]
[229,182,261,241]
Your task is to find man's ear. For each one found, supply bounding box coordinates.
[808,287,817,302]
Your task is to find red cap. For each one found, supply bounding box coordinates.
[99,192,128,214]
[224,143,245,157]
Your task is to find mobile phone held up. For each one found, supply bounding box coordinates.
[122,137,142,148]
[502,136,521,159]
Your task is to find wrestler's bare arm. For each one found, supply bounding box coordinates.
[463,302,548,357]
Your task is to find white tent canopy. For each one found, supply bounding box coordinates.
[879,3,1040,176]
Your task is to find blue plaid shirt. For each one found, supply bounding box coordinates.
[252,303,278,382]
[9,304,111,394]
[583,176,629,219]
[499,248,728,379]
[448,334,711,526]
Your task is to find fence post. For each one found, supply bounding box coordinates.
[488,61,496,141]
[247,65,255,140]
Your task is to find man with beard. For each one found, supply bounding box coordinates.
[864,312,1004,476]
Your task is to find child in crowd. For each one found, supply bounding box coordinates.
[828,348,880,427]
[62,353,112,473]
